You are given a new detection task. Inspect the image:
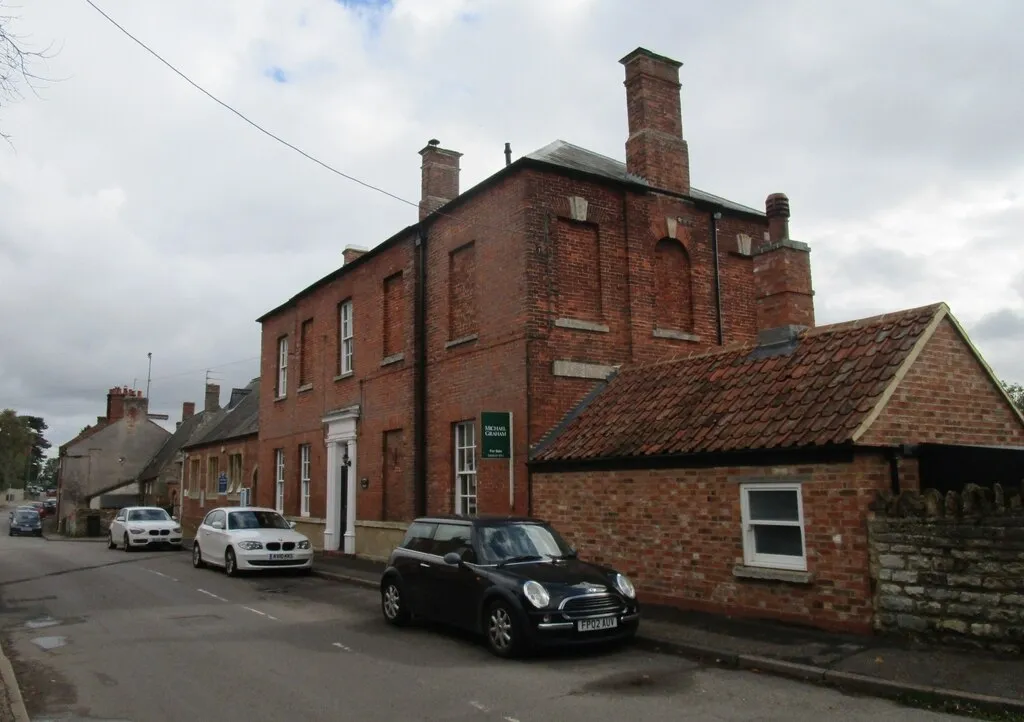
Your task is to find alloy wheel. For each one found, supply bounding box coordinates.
[488,606,513,652]
[383,584,400,620]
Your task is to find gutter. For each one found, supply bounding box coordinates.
[413,227,428,516]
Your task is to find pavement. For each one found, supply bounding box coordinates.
[0,520,995,721]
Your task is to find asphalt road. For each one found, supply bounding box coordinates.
[0,511,967,722]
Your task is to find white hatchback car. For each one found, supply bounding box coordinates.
[108,506,183,551]
[192,506,314,576]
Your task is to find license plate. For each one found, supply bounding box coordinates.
[577,616,618,632]
[269,553,293,560]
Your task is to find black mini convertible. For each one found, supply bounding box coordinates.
[379,515,640,657]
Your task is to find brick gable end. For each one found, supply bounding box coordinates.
[860,318,1024,447]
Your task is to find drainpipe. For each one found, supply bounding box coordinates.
[413,227,428,517]
[888,449,902,495]
[710,210,724,345]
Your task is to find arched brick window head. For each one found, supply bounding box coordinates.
[654,238,694,332]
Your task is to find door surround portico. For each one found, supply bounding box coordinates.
[323,404,360,553]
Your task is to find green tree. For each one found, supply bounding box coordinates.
[1003,381,1024,413]
[38,457,58,488]
[0,409,32,489]
[18,415,50,482]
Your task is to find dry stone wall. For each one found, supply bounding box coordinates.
[869,483,1024,654]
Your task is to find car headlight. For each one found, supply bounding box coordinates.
[522,580,550,609]
[172,526,182,533]
[237,541,264,551]
[614,573,636,599]
[129,528,145,535]
[297,540,311,550]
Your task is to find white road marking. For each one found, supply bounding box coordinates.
[145,568,179,582]
[468,701,489,712]
[332,642,351,651]
[504,717,520,722]
[243,606,266,616]
[197,589,228,602]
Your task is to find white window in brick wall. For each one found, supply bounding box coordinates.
[274,449,285,513]
[299,444,311,517]
[340,300,354,375]
[277,336,288,398]
[454,421,477,516]
[740,483,806,571]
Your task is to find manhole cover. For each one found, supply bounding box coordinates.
[31,636,67,651]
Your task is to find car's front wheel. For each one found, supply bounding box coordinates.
[224,548,239,577]
[122,534,131,552]
[381,578,410,626]
[192,543,205,568]
[107,532,116,549]
[484,599,525,658]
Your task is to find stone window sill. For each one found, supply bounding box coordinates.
[274,394,287,403]
[380,353,404,367]
[555,318,610,333]
[286,515,326,525]
[445,334,479,350]
[297,383,313,394]
[653,328,700,342]
[334,371,354,382]
[733,564,813,585]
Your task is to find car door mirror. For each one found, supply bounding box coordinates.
[288,521,296,529]
[443,552,462,566]
[212,520,224,530]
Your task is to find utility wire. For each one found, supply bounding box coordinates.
[82,0,419,210]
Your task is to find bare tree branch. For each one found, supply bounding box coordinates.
[1,2,60,141]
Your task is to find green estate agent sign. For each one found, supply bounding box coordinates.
[481,411,512,459]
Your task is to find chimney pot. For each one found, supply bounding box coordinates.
[342,245,369,265]
[418,140,463,221]
[504,142,512,167]
[766,193,791,243]
[619,47,690,194]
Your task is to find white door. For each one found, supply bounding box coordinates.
[206,510,228,564]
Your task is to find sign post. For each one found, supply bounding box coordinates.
[481,411,513,509]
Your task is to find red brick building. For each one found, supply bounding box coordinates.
[529,304,1024,633]
[257,46,814,557]
[179,380,260,537]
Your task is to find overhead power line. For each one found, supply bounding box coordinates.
[82,0,418,210]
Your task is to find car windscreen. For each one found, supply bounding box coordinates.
[14,512,39,523]
[127,509,171,522]
[227,511,290,530]
[476,523,574,564]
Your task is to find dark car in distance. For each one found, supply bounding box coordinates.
[379,516,640,657]
[9,508,42,537]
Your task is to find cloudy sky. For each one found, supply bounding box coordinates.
[1,0,1022,452]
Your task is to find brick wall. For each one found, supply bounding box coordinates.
[870,484,1024,654]
[532,453,890,633]
[861,318,1024,447]
[180,434,259,532]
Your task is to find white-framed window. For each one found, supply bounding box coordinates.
[740,483,806,571]
[239,488,251,507]
[454,420,477,516]
[340,300,354,375]
[274,449,285,513]
[277,336,288,397]
[299,444,311,517]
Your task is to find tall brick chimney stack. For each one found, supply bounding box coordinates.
[418,139,462,220]
[619,47,690,195]
[205,384,221,413]
[122,389,149,422]
[106,386,131,422]
[181,401,195,421]
[342,245,368,265]
[754,193,815,337]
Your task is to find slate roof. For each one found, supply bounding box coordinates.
[182,378,260,449]
[137,411,208,482]
[525,140,764,217]
[531,303,948,464]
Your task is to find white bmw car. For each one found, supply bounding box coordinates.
[192,506,314,576]
[109,506,183,550]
